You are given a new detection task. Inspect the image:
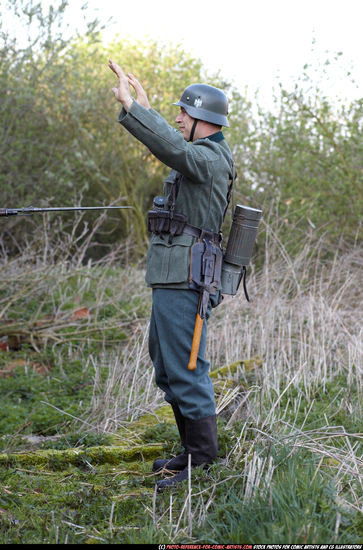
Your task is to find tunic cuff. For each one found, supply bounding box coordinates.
[118,100,158,127]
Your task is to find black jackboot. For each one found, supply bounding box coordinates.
[156,414,218,492]
[152,403,188,473]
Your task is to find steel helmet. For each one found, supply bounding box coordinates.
[174,83,229,127]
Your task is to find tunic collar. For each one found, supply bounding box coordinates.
[205,131,224,143]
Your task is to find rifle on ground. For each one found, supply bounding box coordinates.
[0,206,132,217]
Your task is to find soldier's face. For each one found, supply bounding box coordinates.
[175,108,194,140]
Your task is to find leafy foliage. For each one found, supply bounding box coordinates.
[234,69,363,248]
[0,0,243,257]
[2,1,361,258]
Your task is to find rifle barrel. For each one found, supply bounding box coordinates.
[0,206,132,217]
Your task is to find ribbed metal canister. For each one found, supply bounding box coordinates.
[224,205,262,266]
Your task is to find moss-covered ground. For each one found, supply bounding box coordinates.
[0,350,362,544]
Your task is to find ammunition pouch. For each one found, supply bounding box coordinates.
[147,196,223,303]
[147,208,221,245]
[147,209,187,239]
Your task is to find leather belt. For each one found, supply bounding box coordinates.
[182,223,220,243]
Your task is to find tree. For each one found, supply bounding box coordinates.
[232,59,363,248]
[2,1,360,257]
[0,1,245,256]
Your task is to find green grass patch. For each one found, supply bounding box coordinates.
[0,462,156,544]
[277,373,362,438]
[0,354,93,438]
[189,453,362,544]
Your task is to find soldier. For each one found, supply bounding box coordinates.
[109,59,234,491]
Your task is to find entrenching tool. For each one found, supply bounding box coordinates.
[188,237,222,371]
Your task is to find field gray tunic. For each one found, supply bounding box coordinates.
[118,101,233,289]
[118,100,233,419]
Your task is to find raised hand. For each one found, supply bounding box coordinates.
[108,60,150,111]
[108,59,133,111]
[127,73,151,109]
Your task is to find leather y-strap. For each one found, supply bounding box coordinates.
[223,159,237,222]
[168,157,236,233]
[167,172,182,219]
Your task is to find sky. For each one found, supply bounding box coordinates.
[72,0,363,109]
[4,0,363,109]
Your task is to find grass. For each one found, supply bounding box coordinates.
[0,216,362,544]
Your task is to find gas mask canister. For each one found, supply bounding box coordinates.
[221,205,262,298]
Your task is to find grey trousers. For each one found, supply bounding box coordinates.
[149,288,216,420]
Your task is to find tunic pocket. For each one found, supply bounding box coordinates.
[145,233,194,285]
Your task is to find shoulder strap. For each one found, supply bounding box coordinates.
[223,159,237,221]
[167,172,182,218]
[168,160,236,224]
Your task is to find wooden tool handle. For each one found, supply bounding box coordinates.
[188,313,204,370]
